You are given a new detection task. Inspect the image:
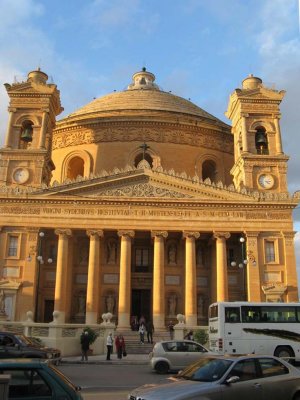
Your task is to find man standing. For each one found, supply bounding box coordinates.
[106,332,113,360]
[146,320,154,344]
[80,331,90,362]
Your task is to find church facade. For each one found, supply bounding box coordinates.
[0,68,299,330]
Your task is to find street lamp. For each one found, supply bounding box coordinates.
[34,231,53,321]
[230,237,248,268]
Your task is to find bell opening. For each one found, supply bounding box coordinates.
[20,122,33,143]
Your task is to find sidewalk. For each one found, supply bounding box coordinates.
[61,353,150,365]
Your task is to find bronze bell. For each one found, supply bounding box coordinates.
[20,126,33,142]
[256,131,267,145]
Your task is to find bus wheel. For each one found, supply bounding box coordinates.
[274,346,294,363]
[155,361,169,374]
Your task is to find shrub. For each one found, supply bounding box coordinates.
[80,327,99,346]
[193,329,208,345]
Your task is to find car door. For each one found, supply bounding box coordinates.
[221,359,264,400]
[0,334,20,358]
[184,342,208,365]
[256,357,296,400]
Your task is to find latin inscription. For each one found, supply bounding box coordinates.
[0,206,291,221]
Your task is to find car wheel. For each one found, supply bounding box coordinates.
[155,361,169,374]
[274,346,294,363]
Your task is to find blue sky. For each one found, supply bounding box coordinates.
[0,0,299,273]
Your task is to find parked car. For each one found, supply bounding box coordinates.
[0,332,61,364]
[130,354,300,400]
[0,359,83,399]
[149,340,211,374]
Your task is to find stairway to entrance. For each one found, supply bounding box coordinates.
[116,329,171,354]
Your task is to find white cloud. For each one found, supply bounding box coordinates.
[254,0,300,193]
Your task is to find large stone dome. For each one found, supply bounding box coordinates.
[57,68,227,127]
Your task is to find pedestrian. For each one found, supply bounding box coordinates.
[184,330,194,340]
[80,330,90,362]
[106,332,113,360]
[139,315,146,325]
[139,323,145,344]
[168,320,174,339]
[115,334,126,359]
[146,320,154,344]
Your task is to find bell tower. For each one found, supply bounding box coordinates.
[226,74,289,192]
[0,69,63,187]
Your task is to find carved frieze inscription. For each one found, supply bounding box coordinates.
[0,205,291,222]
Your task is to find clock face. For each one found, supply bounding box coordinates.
[258,174,275,189]
[13,168,30,184]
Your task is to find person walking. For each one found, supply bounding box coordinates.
[168,320,175,340]
[139,323,145,344]
[106,332,113,360]
[184,330,194,340]
[146,320,154,344]
[115,334,126,359]
[80,330,90,362]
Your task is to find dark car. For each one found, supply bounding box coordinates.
[129,354,300,400]
[0,358,83,399]
[0,332,61,364]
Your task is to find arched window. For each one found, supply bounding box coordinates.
[255,127,269,154]
[20,120,33,148]
[67,156,84,180]
[202,160,217,182]
[134,153,153,168]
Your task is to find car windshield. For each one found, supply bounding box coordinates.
[49,363,80,391]
[178,358,233,382]
[15,334,33,345]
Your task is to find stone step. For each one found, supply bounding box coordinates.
[115,329,170,354]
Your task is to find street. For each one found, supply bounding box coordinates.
[59,363,171,400]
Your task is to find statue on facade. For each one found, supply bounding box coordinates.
[105,294,115,314]
[168,293,177,316]
[79,245,89,265]
[0,290,5,312]
[107,239,117,264]
[168,244,177,265]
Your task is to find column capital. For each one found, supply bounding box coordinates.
[86,229,104,238]
[117,230,135,238]
[7,107,16,113]
[245,231,260,238]
[213,231,230,240]
[182,231,200,240]
[54,228,72,237]
[151,230,168,239]
[241,113,249,118]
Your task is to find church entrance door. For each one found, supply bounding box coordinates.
[131,289,151,324]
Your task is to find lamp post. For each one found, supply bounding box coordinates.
[32,231,53,322]
[230,236,248,300]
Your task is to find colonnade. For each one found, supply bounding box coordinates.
[51,229,251,326]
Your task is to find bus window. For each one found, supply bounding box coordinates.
[241,306,261,322]
[209,305,218,319]
[225,307,240,323]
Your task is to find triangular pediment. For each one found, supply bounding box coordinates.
[33,167,256,202]
[237,87,285,101]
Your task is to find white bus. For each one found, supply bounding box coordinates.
[209,301,300,361]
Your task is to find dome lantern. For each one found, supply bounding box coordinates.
[127,67,159,91]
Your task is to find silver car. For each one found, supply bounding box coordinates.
[149,340,210,374]
[130,355,300,400]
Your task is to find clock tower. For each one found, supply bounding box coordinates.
[0,69,63,187]
[226,74,289,192]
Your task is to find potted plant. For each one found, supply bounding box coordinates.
[80,327,99,354]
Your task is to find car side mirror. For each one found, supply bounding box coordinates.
[225,376,240,385]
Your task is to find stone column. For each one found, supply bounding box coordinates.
[85,230,103,324]
[274,116,283,154]
[245,232,261,301]
[241,114,249,153]
[53,229,72,323]
[213,232,230,301]
[151,231,168,330]
[38,110,49,149]
[4,108,15,148]
[183,231,200,326]
[117,230,135,329]
[283,231,299,302]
